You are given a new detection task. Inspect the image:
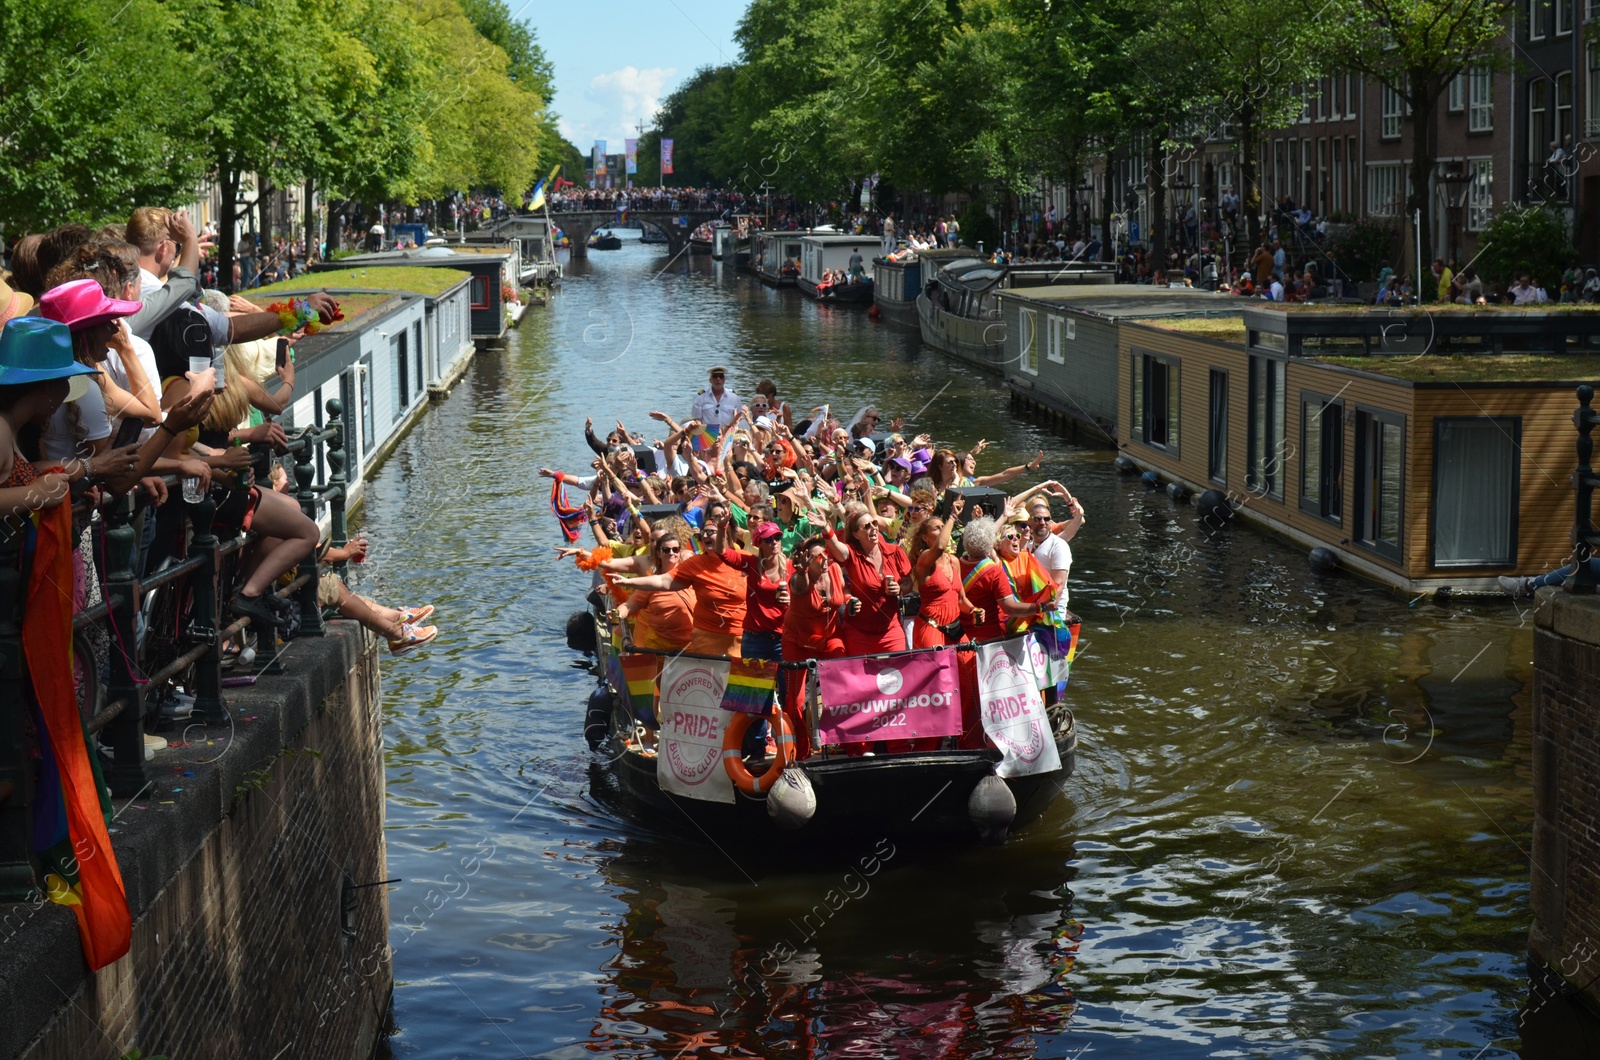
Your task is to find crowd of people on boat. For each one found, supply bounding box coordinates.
[0,207,439,755]
[549,366,1083,755]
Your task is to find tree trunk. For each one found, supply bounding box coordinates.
[303,178,317,263]
[1240,104,1262,257]
[327,198,344,257]
[218,162,238,295]
[1100,156,1114,262]
[1149,138,1169,270]
[1407,68,1436,292]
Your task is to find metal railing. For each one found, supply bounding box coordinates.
[0,399,349,901]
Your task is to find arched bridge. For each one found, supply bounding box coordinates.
[543,209,724,258]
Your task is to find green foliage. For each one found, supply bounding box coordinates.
[1329,216,1401,282]
[958,203,1001,251]
[1476,207,1577,291]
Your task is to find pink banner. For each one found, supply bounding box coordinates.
[815,649,961,744]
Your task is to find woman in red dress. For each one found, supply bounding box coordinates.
[907,498,969,650]
[822,508,911,656]
[780,536,847,758]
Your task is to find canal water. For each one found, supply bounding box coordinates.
[355,232,1549,1058]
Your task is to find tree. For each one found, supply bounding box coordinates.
[637,65,740,188]
[1476,206,1576,290]
[0,0,208,232]
[1319,0,1508,268]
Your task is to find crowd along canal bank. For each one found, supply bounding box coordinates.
[0,244,535,1059]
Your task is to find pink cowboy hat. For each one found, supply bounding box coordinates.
[39,278,142,332]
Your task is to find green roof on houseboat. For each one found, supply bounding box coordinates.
[254,266,472,298]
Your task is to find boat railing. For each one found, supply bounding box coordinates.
[603,614,1076,762]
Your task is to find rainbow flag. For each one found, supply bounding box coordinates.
[619,653,660,726]
[550,475,587,542]
[689,423,720,452]
[721,657,778,715]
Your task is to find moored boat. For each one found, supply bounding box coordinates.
[752,229,804,287]
[872,250,923,328]
[571,609,1078,848]
[796,232,876,304]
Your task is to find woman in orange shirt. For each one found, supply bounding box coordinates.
[617,510,746,657]
[780,536,847,758]
[616,532,696,651]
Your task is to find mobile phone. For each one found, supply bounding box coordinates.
[276,337,289,369]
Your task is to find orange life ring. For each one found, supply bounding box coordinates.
[722,708,793,796]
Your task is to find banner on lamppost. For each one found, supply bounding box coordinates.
[593,140,607,177]
[661,138,674,176]
[625,138,638,175]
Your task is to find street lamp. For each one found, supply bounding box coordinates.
[1435,165,1472,269]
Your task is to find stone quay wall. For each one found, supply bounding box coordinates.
[0,622,391,1060]
[1530,589,1600,1012]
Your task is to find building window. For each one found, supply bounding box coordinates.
[1530,0,1547,39]
[1589,43,1600,137]
[392,330,408,410]
[1046,314,1072,363]
[1345,75,1357,118]
[1130,349,1180,455]
[1467,159,1494,231]
[1557,71,1574,151]
[470,275,490,309]
[1449,73,1465,112]
[1368,163,1403,216]
[1558,0,1572,35]
[1432,417,1520,567]
[1299,393,1344,522]
[1381,84,1404,138]
[1208,369,1228,484]
[1469,66,1494,131]
[1354,409,1404,562]
[1019,308,1038,375]
[413,320,424,389]
[358,358,374,458]
[1529,78,1551,172]
[1247,355,1285,500]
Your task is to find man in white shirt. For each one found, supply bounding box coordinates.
[690,365,740,431]
[1510,275,1540,306]
[1025,494,1083,610]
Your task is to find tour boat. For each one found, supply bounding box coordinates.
[689,222,715,255]
[588,230,623,251]
[568,608,1078,847]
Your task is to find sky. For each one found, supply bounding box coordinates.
[522,0,749,152]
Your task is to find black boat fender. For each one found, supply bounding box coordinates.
[968,774,1018,845]
[766,768,817,830]
[566,610,597,654]
[584,681,612,750]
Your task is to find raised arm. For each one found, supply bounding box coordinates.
[974,450,1044,488]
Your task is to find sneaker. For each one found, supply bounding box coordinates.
[388,624,438,657]
[161,693,195,721]
[401,605,435,625]
[143,732,167,761]
[230,592,285,629]
[1497,575,1536,600]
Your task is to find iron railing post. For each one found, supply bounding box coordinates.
[188,490,227,724]
[103,493,149,796]
[1566,384,1600,594]
[293,429,325,637]
[324,399,349,572]
[0,516,35,899]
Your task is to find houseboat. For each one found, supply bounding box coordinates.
[312,246,515,344]
[752,229,804,287]
[872,250,923,328]
[485,214,562,287]
[1111,304,1600,594]
[998,285,1240,445]
[796,232,875,304]
[710,223,739,261]
[917,256,1116,373]
[248,264,480,510]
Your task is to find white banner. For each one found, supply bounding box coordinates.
[657,656,735,803]
[975,637,1062,778]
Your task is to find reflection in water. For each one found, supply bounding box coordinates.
[588,840,1079,1058]
[358,232,1550,1058]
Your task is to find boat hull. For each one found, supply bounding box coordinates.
[755,267,797,287]
[917,290,1007,374]
[798,277,875,304]
[875,296,919,328]
[588,235,623,251]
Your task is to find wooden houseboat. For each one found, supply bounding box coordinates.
[998,286,1241,445]
[313,247,515,344]
[1112,305,1600,593]
[797,233,875,303]
[484,214,562,287]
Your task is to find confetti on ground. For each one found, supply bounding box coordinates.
[171,788,183,793]
[159,801,174,805]
[183,771,194,777]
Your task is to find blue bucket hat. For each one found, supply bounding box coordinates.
[0,317,98,401]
